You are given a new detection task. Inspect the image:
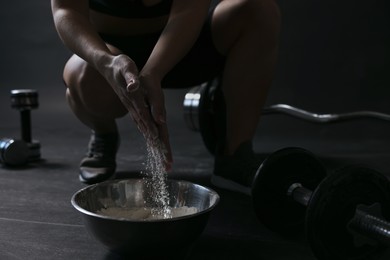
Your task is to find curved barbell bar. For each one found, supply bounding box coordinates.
[183,85,390,131]
[262,104,390,124]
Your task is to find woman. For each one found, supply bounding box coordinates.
[51,0,280,194]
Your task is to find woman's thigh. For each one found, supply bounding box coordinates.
[100,6,226,89]
[63,54,128,118]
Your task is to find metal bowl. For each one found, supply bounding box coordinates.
[71,178,219,257]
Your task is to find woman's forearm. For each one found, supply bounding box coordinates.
[51,1,114,72]
[141,0,211,80]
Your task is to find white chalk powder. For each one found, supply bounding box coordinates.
[96,141,200,220]
[97,206,198,220]
[142,140,172,218]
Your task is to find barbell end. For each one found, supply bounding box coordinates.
[347,203,390,248]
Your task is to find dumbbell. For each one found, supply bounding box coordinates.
[10,89,41,161]
[251,149,390,260]
[0,138,29,166]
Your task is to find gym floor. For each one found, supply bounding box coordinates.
[0,1,389,259]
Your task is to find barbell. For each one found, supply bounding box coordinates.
[183,79,390,259]
[183,79,390,154]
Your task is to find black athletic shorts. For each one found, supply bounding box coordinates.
[99,9,225,89]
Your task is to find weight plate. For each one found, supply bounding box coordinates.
[252,147,326,236]
[0,139,29,166]
[27,140,41,161]
[198,77,225,155]
[10,89,39,110]
[183,85,203,131]
[306,166,390,260]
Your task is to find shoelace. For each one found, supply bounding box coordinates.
[88,135,117,158]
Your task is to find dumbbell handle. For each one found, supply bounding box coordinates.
[288,183,390,246]
[20,110,32,142]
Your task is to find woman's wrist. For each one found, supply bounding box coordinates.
[140,67,165,84]
[93,51,116,74]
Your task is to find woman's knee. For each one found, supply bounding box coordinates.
[213,0,281,52]
[226,0,280,26]
[63,55,127,118]
[63,55,92,95]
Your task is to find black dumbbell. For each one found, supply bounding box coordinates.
[10,89,41,161]
[0,138,29,166]
[252,153,390,260]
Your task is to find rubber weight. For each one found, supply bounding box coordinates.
[0,138,29,166]
[306,166,390,260]
[252,147,327,236]
[183,78,225,154]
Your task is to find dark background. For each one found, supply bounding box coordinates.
[1,0,389,149]
[0,1,389,259]
[0,0,388,111]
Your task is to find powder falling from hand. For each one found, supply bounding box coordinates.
[143,140,172,219]
[95,141,201,221]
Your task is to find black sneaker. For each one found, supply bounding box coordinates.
[211,141,263,195]
[79,131,119,184]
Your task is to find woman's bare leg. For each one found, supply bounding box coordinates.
[63,54,127,134]
[63,53,128,184]
[211,0,281,155]
[209,0,281,192]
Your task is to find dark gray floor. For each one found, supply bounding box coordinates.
[1,86,390,260]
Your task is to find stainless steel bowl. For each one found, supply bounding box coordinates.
[71,178,219,256]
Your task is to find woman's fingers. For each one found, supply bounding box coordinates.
[158,122,173,171]
[119,65,172,170]
[138,104,159,140]
[126,79,140,92]
[107,55,169,157]
[120,55,140,92]
[133,90,171,170]
[129,97,158,140]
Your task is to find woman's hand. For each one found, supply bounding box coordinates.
[100,54,172,170]
[139,72,173,171]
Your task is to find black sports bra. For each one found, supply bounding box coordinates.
[89,0,173,18]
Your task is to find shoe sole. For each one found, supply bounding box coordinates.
[79,172,116,185]
[210,174,251,196]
